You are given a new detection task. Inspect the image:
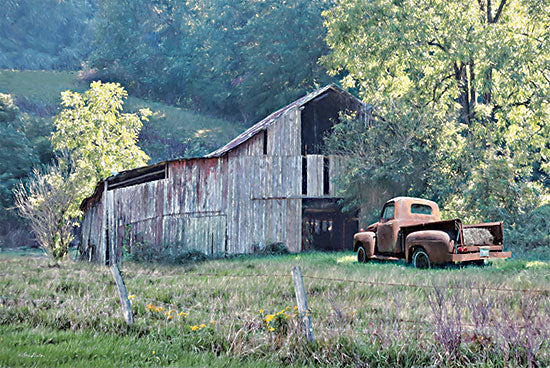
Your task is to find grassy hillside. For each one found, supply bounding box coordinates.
[0,251,549,367]
[0,70,244,162]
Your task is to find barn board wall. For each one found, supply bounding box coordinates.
[328,154,346,196]
[225,107,302,253]
[81,157,228,263]
[80,198,104,263]
[306,155,323,197]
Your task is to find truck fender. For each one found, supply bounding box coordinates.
[405,230,453,265]
[354,231,376,257]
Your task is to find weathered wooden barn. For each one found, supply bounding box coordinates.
[80,84,366,263]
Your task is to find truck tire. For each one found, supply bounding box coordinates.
[357,245,368,263]
[412,248,431,269]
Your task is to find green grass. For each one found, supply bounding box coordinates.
[0,70,85,106]
[0,325,288,368]
[1,251,549,367]
[0,69,244,161]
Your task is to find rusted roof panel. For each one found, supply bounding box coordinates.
[205,84,362,158]
[79,157,217,211]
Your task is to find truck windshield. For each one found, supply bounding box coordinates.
[382,203,395,220]
[411,204,432,215]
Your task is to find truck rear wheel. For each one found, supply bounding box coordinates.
[412,248,431,269]
[357,245,368,263]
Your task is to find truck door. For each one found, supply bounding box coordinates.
[377,202,396,253]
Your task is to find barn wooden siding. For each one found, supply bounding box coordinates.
[225,107,302,253]
[81,107,346,262]
[81,158,227,263]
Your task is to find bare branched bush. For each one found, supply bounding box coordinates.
[498,294,546,367]
[428,284,464,358]
[13,153,79,262]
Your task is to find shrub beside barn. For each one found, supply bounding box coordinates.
[80,84,367,263]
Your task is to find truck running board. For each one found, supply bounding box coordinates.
[370,255,401,262]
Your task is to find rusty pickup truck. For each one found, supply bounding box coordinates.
[354,197,511,268]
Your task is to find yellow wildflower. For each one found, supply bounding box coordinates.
[268,327,275,332]
[211,321,216,325]
[259,309,264,314]
[294,306,298,311]
[146,304,155,310]
[264,314,275,323]
[167,315,173,320]
[156,307,164,312]
[190,325,199,331]
[152,351,155,355]
[199,324,206,328]
[128,295,135,300]
[177,312,187,317]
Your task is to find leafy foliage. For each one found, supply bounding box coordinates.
[0,0,95,70]
[323,0,550,226]
[51,81,151,213]
[90,0,334,123]
[506,204,550,250]
[0,94,37,219]
[0,93,53,228]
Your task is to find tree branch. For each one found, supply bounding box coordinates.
[427,40,447,52]
[492,97,533,115]
[431,73,454,105]
[477,0,485,13]
[491,0,507,23]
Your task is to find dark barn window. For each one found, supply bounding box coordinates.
[301,91,351,155]
[302,157,307,195]
[107,164,167,191]
[263,129,268,155]
[323,156,330,195]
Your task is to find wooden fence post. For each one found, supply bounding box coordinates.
[292,266,314,342]
[110,262,134,325]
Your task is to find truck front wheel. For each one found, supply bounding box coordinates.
[412,248,431,269]
[357,245,368,263]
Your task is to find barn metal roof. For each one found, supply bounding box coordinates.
[205,84,361,158]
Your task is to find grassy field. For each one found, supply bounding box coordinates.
[1,251,549,367]
[0,70,244,161]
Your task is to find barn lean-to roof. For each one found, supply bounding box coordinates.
[80,84,363,211]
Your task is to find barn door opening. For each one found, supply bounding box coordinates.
[301,199,358,251]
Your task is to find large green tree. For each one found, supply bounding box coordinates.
[0,0,95,70]
[52,81,151,212]
[90,0,334,123]
[0,94,37,222]
[12,82,151,257]
[323,0,550,224]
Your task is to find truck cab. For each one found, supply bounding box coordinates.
[375,197,440,255]
[354,197,511,268]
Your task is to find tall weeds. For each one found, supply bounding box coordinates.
[1,254,549,367]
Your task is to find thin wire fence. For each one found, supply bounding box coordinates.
[137,271,550,294]
[2,266,549,334]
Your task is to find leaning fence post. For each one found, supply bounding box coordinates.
[292,266,314,342]
[110,262,134,325]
